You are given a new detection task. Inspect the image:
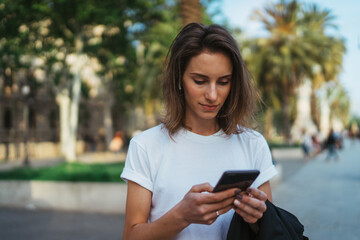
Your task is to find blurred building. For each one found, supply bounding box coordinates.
[0,78,109,160]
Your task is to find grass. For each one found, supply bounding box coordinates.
[0,162,126,183]
[268,142,301,149]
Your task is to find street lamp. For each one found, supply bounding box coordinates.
[21,85,31,166]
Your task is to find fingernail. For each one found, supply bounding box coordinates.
[234,199,240,206]
[247,188,252,193]
[236,194,243,200]
[234,189,241,195]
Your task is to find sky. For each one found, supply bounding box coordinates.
[214,0,360,116]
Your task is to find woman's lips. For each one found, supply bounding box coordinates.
[200,103,218,111]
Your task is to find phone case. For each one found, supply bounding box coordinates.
[212,170,260,193]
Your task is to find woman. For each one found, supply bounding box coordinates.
[121,23,277,240]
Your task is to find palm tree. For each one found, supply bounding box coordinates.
[329,84,350,129]
[318,82,350,136]
[242,37,283,139]
[180,0,202,26]
[310,36,345,132]
[250,0,345,142]
[299,4,346,136]
[251,0,308,141]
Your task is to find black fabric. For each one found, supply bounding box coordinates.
[226,200,309,240]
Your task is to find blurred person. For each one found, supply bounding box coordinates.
[120,23,278,240]
[335,130,343,150]
[109,131,124,153]
[324,129,340,162]
[348,122,359,144]
[311,133,322,155]
[300,129,312,161]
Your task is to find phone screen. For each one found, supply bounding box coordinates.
[212,170,260,193]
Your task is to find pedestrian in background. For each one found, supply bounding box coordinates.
[311,133,322,155]
[109,131,124,153]
[300,129,312,161]
[324,129,340,162]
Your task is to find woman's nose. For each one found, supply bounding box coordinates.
[205,84,217,102]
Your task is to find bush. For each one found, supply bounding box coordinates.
[0,162,126,183]
[268,142,301,149]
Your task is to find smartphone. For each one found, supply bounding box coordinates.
[212,170,260,193]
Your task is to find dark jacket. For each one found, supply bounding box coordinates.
[227,200,309,240]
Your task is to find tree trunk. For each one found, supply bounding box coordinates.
[104,97,113,150]
[310,91,320,129]
[67,65,81,161]
[319,93,330,138]
[290,80,317,141]
[56,90,70,158]
[264,108,273,140]
[180,0,201,27]
[281,85,291,144]
[56,35,84,162]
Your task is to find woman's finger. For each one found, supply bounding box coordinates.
[234,207,258,223]
[246,187,267,201]
[204,195,236,213]
[240,194,267,212]
[202,204,234,225]
[205,187,238,201]
[233,196,265,219]
[192,187,238,206]
[217,203,235,216]
[190,183,214,193]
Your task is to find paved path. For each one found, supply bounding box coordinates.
[0,207,125,240]
[273,138,360,240]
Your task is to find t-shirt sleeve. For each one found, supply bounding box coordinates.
[120,139,153,192]
[252,134,277,188]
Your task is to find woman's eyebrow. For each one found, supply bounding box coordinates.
[189,73,232,79]
[219,74,232,79]
[189,73,209,79]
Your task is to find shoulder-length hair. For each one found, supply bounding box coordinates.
[162,23,259,136]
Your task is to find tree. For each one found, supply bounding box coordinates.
[49,0,165,160]
[300,3,346,134]
[250,0,345,142]
[180,0,201,26]
[0,0,54,164]
[1,0,165,161]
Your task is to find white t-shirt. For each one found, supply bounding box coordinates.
[121,124,277,240]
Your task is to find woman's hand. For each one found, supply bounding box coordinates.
[174,183,237,226]
[233,187,268,223]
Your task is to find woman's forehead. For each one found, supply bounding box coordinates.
[185,51,233,76]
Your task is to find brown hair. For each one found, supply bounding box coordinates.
[162,23,258,136]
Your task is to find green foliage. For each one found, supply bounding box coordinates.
[268,141,300,148]
[328,83,351,125]
[0,162,126,182]
[246,0,346,141]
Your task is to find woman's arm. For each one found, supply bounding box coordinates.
[123,181,238,240]
[122,181,187,240]
[259,181,272,202]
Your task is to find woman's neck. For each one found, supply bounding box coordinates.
[184,119,219,136]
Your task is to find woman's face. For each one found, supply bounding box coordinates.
[182,51,232,127]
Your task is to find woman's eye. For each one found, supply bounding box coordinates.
[218,81,229,86]
[194,80,206,85]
